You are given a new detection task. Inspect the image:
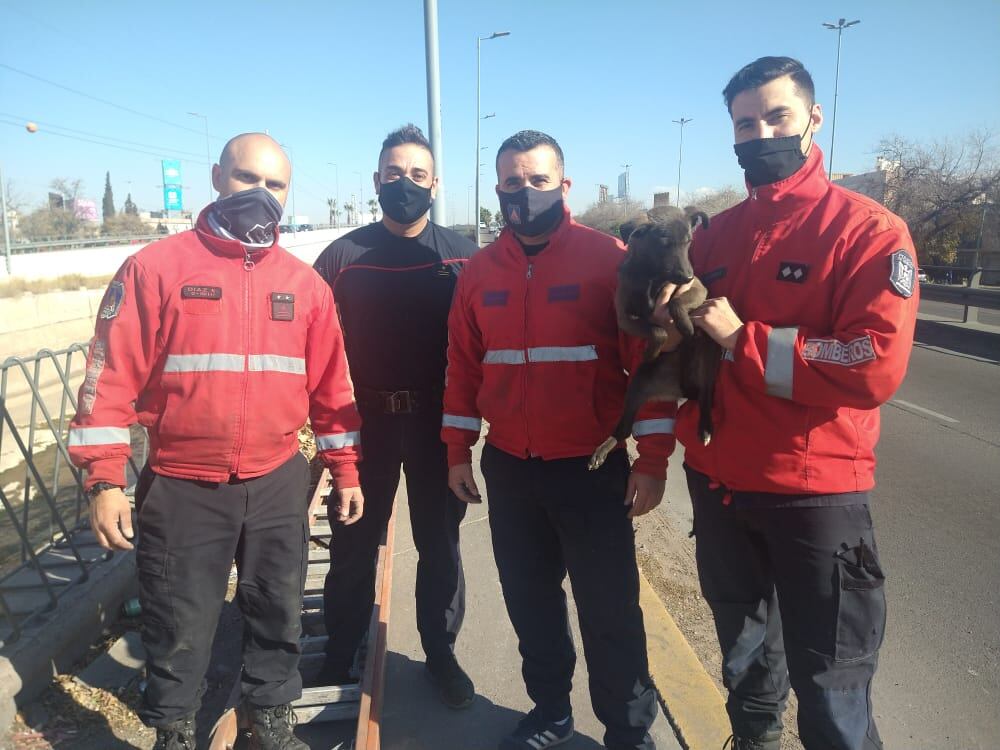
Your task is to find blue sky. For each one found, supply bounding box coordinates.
[2,0,999,225]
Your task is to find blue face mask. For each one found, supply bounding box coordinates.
[212,187,284,246]
[498,185,564,237]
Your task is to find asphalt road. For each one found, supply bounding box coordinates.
[868,334,1000,749]
[919,296,1000,327]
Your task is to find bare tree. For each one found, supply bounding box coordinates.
[576,199,649,238]
[688,186,744,217]
[49,178,84,209]
[876,131,1000,264]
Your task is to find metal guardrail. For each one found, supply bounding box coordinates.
[9,234,165,255]
[0,344,146,643]
[919,268,1000,323]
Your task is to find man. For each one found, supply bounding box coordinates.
[443,130,675,750]
[69,133,364,750]
[663,57,918,750]
[313,124,477,707]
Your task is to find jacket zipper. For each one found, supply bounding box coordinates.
[523,262,533,456]
[231,249,256,474]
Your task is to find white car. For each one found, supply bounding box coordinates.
[917,269,929,283]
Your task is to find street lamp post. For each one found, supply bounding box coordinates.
[477,31,510,247]
[354,171,364,225]
[423,0,447,225]
[620,163,631,218]
[280,143,297,236]
[823,18,860,177]
[672,117,692,207]
[1,164,11,274]
[327,162,340,226]
[187,112,213,205]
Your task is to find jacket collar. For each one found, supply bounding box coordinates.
[744,144,830,214]
[194,206,281,259]
[494,205,576,260]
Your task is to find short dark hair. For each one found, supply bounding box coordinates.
[496,130,565,175]
[379,123,433,165]
[722,56,815,113]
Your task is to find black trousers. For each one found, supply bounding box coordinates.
[481,444,657,750]
[135,451,311,727]
[685,466,885,750]
[322,407,466,670]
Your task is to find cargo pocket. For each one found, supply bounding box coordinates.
[137,547,174,637]
[834,537,886,662]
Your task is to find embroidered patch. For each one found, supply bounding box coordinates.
[547,284,580,302]
[80,338,107,414]
[701,267,727,285]
[482,290,509,307]
[889,250,915,298]
[777,262,810,283]
[181,285,223,300]
[435,263,453,278]
[270,292,295,321]
[802,336,877,366]
[99,281,125,319]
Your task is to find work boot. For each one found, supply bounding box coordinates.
[425,652,475,709]
[248,703,308,750]
[722,731,782,750]
[152,714,195,750]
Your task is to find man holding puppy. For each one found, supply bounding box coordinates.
[443,130,675,750]
[658,57,918,750]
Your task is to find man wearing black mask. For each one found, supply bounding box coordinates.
[653,57,917,750]
[70,132,364,750]
[313,124,477,708]
[443,130,675,750]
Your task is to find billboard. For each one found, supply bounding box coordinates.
[617,171,629,200]
[161,159,182,185]
[163,186,183,212]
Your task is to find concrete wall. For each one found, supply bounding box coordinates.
[1,227,357,359]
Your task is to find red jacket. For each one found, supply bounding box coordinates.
[69,209,362,490]
[442,211,676,478]
[678,146,918,494]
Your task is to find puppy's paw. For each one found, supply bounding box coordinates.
[589,437,618,470]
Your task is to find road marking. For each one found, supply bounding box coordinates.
[891,399,959,423]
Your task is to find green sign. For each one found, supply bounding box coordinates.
[163,186,183,211]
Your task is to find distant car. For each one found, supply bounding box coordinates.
[918,269,929,283]
[278,224,292,233]
[299,224,313,232]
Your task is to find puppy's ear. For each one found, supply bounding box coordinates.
[684,206,710,231]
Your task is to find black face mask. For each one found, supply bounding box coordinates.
[212,187,284,246]
[734,122,813,187]
[498,185,564,237]
[378,176,433,225]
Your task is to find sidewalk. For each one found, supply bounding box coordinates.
[379,446,686,750]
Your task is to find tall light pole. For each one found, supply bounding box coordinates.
[823,18,860,177]
[187,112,213,205]
[672,117,692,207]
[1,164,11,274]
[424,0,447,225]
[620,163,631,218]
[280,143,297,236]
[477,31,510,247]
[354,171,364,224]
[327,162,340,225]
[467,185,472,225]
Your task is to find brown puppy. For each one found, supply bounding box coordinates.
[589,205,720,470]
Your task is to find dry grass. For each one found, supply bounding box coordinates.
[0,275,113,299]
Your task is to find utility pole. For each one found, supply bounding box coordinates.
[620,163,631,218]
[1,164,11,275]
[476,31,510,247]
[823,18,860,176]
[424,0,447,225]
[672,117,692,207]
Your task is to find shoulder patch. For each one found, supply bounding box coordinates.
[889,250,915,298]
[99,281,125,319]
[802,335,877,366]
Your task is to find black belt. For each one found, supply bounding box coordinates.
[355,386,441,415]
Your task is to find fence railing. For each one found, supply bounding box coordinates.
[920,268,1000,323]
[0,344,146,644]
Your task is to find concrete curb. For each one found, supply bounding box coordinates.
[0,550,138,733]
[638,566,730,749]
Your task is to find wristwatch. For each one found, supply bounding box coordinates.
[86,482,121,500]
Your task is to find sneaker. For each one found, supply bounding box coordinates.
[499,710,574,749]
[152,714,195,750]
[424,654,475,709]
[723,731,782,750]
[248,703,308,750]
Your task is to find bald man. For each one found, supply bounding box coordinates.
[69,132,364,750]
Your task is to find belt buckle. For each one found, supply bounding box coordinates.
[386,390,414,414]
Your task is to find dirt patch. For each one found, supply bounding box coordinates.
[636,507,804,750]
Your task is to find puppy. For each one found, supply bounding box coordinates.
[589,205,721,470]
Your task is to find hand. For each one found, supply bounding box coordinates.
[691,297,744,351]
[89,487,134,551]
[333,486,364,525]
[624,472,665,519]
[650,281,693,353]
[448,464,482,504]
